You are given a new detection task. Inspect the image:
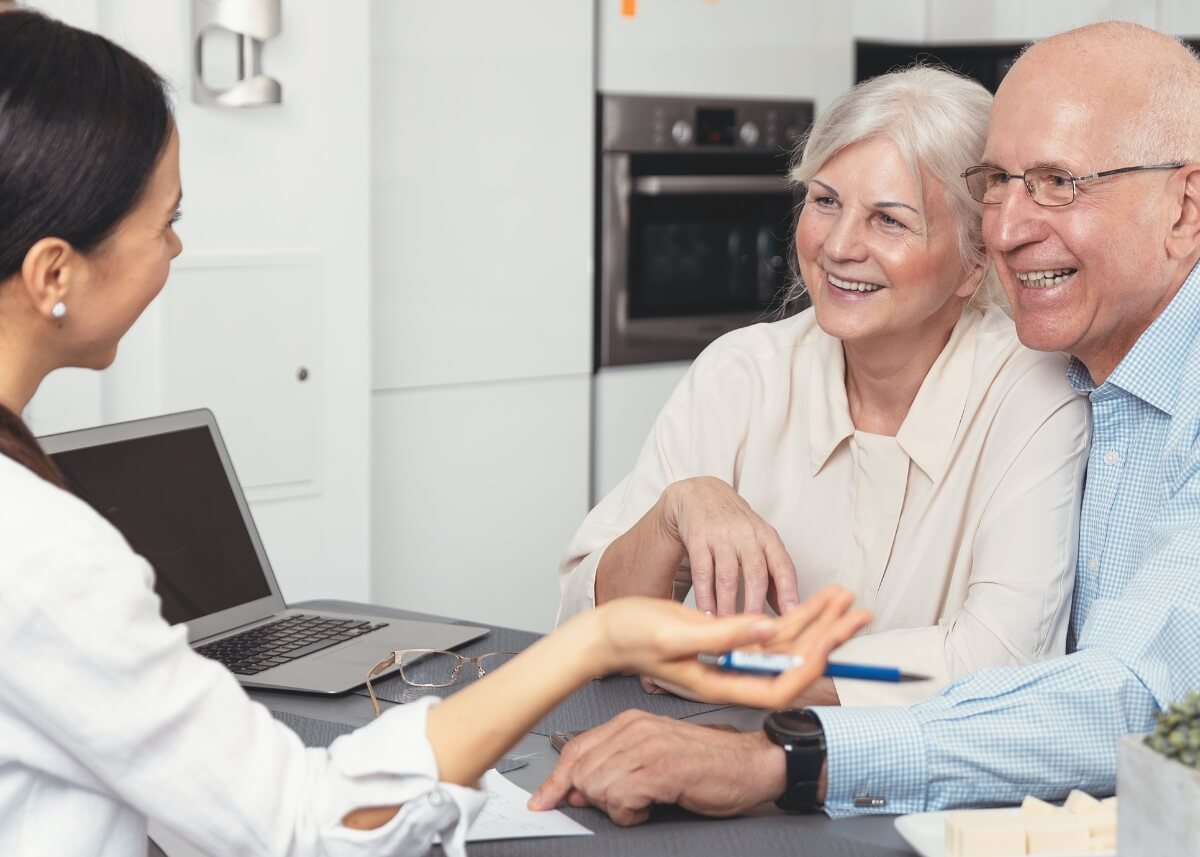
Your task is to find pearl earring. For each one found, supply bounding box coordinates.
[51,301,67,320]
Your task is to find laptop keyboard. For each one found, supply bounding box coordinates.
[196,614,389,676]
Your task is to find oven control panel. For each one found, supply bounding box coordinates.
[601,94,814,154]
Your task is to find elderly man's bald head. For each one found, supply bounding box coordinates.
[1006,22,1200,163]
[981,21,1200,383]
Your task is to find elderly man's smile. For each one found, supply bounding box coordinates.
[1015,267,1078,288]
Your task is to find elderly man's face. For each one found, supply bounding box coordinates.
[981,58,1179,380]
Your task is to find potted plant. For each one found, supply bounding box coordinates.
[1118,690,1200,853]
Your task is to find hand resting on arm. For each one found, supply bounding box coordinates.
[595,476,802,617]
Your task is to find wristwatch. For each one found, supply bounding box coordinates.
[762,708,826,812]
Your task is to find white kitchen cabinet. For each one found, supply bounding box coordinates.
[372,375,590,633]
[592,362,690,504]
[159,254,323,500]
[1159,0,1200,35]
[370,1,593,390]
[852,0,929,43]
[597,0,854,115]
[927,0,1155,42]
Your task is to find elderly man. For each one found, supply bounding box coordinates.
[529,21,1200,824]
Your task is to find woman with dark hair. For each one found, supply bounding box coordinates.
[0,10,868,857]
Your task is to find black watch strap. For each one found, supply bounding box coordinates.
[763,709,826,812]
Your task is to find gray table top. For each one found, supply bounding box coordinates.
[238,599,916,856]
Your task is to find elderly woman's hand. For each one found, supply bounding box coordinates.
[659,476,801,616]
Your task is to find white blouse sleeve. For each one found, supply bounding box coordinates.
[0,536,485,857]
[556,348,755,625]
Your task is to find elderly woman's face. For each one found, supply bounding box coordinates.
[797,136,978,350]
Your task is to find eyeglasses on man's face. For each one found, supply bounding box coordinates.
[961,162,1184,207]
[365,648,518,716]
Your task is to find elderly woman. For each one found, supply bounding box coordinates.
[557,66,1090,707]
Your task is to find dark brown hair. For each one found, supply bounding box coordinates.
[0,405,66,489]
[0,10,171,487]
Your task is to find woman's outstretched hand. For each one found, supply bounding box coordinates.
[593,585,869,710]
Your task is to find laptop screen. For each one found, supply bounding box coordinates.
[49,426,272,625]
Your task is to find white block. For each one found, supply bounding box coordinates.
[945,810,1027,857]
[1025,816,1089,854]
[1063,790,1104,815]
[1020,795,1062,817]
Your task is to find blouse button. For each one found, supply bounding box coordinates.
[428,789,446,807]
[1087,557,1099,573]
[1103,450,1120,466]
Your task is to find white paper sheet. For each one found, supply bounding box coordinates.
[438,769,594,843]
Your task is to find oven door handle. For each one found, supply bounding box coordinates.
[632,175,788,196]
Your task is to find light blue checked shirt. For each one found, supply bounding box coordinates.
[811,261,1200,816]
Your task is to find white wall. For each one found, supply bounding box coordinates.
[25,0,373,604]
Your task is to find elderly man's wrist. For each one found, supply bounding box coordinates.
[762,709,827,811]
[751,731,789,806]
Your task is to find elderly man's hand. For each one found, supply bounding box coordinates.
[528,711,786,826]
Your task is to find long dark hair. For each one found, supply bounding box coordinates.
[0,9,173,487]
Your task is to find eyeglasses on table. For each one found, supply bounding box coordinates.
[365,648,519,717]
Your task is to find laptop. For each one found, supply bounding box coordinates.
[40,408,488,694]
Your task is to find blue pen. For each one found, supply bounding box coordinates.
[697,651,931,683]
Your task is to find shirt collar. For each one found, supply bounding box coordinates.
[1098,261,1200,415]
[808,306,979,482]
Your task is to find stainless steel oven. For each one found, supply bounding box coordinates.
[597,94,814,367]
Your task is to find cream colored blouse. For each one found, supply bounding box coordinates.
[558,305,1090,706]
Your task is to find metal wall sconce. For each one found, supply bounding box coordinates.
[192,0,282,107]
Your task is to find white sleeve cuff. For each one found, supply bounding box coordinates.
[319,697,487,856]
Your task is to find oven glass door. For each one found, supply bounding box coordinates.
[628,188,795,320]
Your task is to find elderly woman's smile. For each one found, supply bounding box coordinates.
[825,272,884,293]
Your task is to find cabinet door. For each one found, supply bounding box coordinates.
[372,376,590,633]
[928,0,1156,42]
[1160,0,1200,35]
[593,362,690,504]
[371,1,593,389]
[597,0,854,114]
[852,0,929,43]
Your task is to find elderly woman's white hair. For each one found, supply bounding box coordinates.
[782,65,1004,311]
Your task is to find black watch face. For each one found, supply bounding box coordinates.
[766,709,823,740]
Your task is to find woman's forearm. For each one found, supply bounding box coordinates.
[425,612,605,784]
[595,495,686,605]
[343,612,608,829]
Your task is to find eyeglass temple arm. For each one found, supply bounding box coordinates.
[1076,163,1185,181]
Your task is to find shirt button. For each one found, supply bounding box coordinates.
[1087,557,1099,572]
[1103,450,1120,466]
[428,789,445,807]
